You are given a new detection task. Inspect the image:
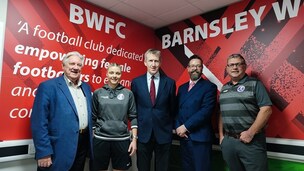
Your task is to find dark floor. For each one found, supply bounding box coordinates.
[169,144,304,171]
[169,144,228,171]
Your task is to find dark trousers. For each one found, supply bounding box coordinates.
[221,133,268,171]
[180,139,212,171]
[69,131,90,171]
[37,131,89,171]
[137,135,171,171]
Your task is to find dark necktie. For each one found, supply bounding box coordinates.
[150,75,155,105]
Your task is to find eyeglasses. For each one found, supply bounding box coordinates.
[188,65,202,68]
[226,62,245,68]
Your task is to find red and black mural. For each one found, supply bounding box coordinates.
[155,0,304,140]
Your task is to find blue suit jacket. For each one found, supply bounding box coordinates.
[131,73,176,144]
[31,75,93,171]
[175,78,217,142]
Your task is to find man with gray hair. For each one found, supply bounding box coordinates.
[131,49,176,171]
[31,51,93,171]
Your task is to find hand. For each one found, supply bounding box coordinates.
[176,125,188,138]
[219,136,224,145]
[128,140,137,156]
[37,156,52,168]
[240,130,254,143]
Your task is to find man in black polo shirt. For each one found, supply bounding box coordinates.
[218,54,272,171]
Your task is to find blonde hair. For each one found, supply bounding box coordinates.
[107,63,122,72]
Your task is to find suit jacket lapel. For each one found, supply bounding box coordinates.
[156,74,166,104]
[57,76,78,115]
[139,74,153,104]
[81,84,93,128]
[180,79,203,105]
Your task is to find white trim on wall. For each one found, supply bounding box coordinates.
[0,0,8,89]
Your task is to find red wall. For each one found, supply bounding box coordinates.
[0,0,155,140]
[1,0,303,143]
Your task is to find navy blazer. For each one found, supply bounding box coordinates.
[31,75,93,171]
[175,78,217,142]
[131,73,176,144]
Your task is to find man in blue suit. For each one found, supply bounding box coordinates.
[31,51,93,171]
[131,49,176,171]
[175,55,217,171]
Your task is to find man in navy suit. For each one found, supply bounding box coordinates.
[131,49,176,171]
[31,51,93,171]
[175,55,217,171]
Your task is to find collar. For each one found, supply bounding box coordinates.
[228,74,248,85]
[103,83,124,90]
[147,72,160,80]
[189,77,201,84]
[63,74,82,87]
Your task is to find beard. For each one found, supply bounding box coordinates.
[190,70,201,81]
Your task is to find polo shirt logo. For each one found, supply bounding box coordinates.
[237,85,245,92]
